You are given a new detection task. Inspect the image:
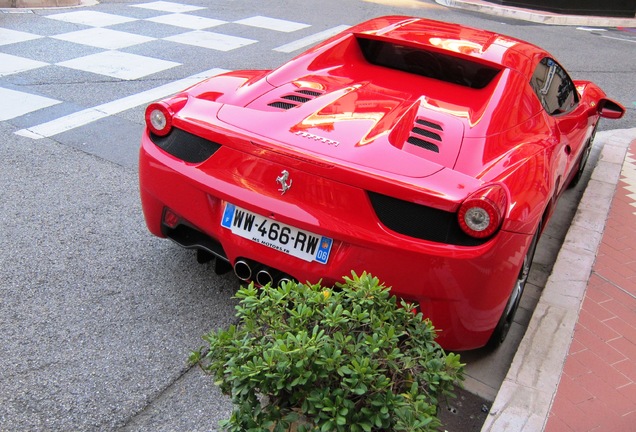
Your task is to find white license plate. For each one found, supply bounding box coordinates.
[221,203,332,264]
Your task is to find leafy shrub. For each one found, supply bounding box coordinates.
[190,272,464,431]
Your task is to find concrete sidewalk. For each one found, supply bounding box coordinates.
[436,0,636,432]
[436,0,636,26]
[436,2,636,430]
[545,137,636,431]
[481,128,636,431]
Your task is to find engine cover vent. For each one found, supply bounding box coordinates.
[268,101,297,110]
[267,88,325,110]
[406,118,443,153]
[282,94,312,103]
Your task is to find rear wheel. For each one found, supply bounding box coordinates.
[486,225,541,349]
[568,125,597,188]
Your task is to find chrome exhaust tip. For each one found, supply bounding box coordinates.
[256,269,274,286]
[234,260,252,281]
[277,276,293,286]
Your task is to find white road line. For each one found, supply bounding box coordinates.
[602,35,636,44]
[576,27,607,32]
[234,16,310,33]
[273,25,350,53]
[15,68,229,140]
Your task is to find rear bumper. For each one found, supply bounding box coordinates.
[139,132,532,350]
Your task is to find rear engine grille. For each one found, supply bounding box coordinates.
[368,192,486,246]
[149,127,221,163]
[296,89,323,97]
[406,118,443,153]
[282,94,312,103]
[416,119,443,131]
[267,88,325,110]
[268,101,297,110]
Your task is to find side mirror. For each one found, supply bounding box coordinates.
[598,98,625,119]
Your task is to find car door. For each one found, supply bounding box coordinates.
[530,57,586,194]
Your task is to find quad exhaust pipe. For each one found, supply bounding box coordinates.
[233,259,294,286]
[256,269,275,286]
[233,259,253,281]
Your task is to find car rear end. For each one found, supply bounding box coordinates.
[139,17,543,350]
[140,97,535,351]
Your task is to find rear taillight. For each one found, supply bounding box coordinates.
[145,102,173,136]
[458,185,507,239]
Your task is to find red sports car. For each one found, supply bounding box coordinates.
[139,16,624,350]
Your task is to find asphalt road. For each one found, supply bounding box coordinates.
[1,1,634,430]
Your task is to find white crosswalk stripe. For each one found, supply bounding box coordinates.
[130,0,205,13]
[0,53,48,76]
[234,16,311,32]
[15,68,229,139]
[145,13,227,29]
[56,51,181,80]
[0,88,61,121]
[0,28,43,46]
[2,0,347,140]
[51,28,156,50]
[45,10,138,27]
[164,31,257,51]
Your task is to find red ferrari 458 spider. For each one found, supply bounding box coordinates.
[139,16,624,350]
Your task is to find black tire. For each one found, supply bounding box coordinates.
[486,224,541,349]
[568,125,597,189]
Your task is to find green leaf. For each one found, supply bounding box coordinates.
[193,273,464,431]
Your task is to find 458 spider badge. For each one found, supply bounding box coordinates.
[276,170,292,195]
[294,131,340,147]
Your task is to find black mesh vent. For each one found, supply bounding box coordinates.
[407,118,444,153]
[268,88,324,110]
[367,192,486,246]
[149,127,221,163]
[407,136,439,152]
[412,127,441,141]
[282,94,312,103]
[268,101,297,110]
[297,89,323,97]
[416,119,443,130]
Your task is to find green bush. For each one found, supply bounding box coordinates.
[190,272,464,432]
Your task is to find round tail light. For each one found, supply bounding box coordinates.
[458,185,507,239]
[145,102,173,137]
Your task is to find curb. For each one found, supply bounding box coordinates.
[436,0,636,27]
[0,0,96,10]
[481,128,636,431]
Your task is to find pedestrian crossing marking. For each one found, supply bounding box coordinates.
[0,53,48,77]
[146,13,227,30]
[3,0,348,140]
[130,0,205,13]
[234,16,311,33]
[0,28,43,46]
[15,68,229,139]
[0,88,61,122]
[51,28,156,50]
[163,31,257,51]
[45,10,138,27]
[56,51,181,80]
